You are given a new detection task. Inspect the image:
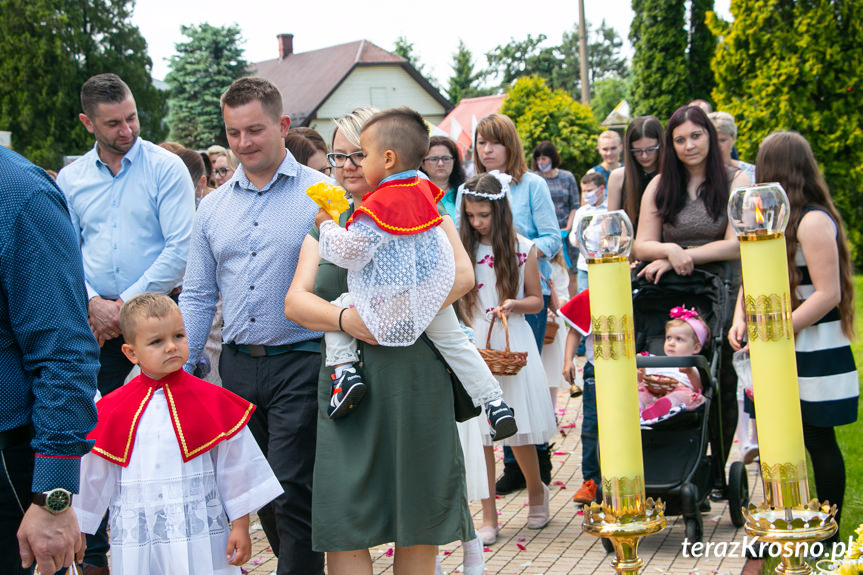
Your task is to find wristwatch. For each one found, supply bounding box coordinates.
[32,488,72,514]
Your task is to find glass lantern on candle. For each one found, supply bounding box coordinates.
[575,209,634,262]
[728,182,789,238]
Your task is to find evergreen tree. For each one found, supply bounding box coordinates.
[688,0,715,102]
[629,0,689,119]
[591,77,629,123]
[165,23,248,148]
[710,0,863,265]
[0,0,167,168]
[447,40,490,105]
[501,76,599,177]
[484,34,560,91]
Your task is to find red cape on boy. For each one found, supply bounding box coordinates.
[89,369,255,467]
[346,175,444,235]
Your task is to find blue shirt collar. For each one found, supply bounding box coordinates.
[93,137,142,171]
[233,148,300,193]
[379,169,418,185]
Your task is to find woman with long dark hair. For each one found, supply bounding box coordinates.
[607,115,664,230]
[729,132,857,542]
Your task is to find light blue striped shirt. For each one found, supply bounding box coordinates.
[57,138,195,301]
[179,150,330,368]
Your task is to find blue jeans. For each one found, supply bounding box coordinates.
[576,269,589,294]
[581,362,599,483]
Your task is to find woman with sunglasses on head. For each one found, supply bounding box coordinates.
[285,107,479,574]
[422,135,466,218]
[607,115,664,231]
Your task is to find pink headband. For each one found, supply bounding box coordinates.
[669,306,708,346]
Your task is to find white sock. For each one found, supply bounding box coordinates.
[334,364,355,379]
[463,535,485,571]
[434,553,444,575]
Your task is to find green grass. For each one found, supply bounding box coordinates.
[760,276,863,573]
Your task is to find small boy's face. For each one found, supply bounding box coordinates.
[580,182,605,207]
[359,126,391,188]
[121,309,189,379]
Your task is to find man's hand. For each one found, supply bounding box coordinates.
[88,297,123,346]
[314,208,333,228]
[18,504,83,574]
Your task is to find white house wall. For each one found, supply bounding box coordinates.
[311,65,446,146]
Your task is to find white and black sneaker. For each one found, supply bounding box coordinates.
[328,369,367,419]
[486,399,517,441]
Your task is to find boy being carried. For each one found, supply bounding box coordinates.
[315,107,516,440]
[73,293,283,574]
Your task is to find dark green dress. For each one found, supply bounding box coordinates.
[309,219,475,551]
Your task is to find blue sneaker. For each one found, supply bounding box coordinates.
[328,369,366,419]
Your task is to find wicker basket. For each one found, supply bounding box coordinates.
[642,374,680,397]
[479,312,528,376]
[543,319,559,345]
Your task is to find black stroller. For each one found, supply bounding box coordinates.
[598,266,749,550]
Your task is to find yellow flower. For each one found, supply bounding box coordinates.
[306,182,350,222]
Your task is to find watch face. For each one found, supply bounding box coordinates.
[45,489,71,512]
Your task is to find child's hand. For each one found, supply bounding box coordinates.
[314,207,333,227]
[636,368,645,384]
[226,515,251,566]
[494,299,516,316]
[562,360,575,384]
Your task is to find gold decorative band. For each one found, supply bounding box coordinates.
[740,231,784,242]
[586,255,629,264]
[592,314,634,360]
[601,474,646,518]
[760,460,809,508]
[744,293,793,341]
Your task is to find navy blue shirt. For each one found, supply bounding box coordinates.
[0,147,99,492]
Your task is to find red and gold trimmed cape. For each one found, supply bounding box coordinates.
[346,176,444,235]
[89,369,255,467]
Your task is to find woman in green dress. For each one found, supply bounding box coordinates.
[284,107,477,574]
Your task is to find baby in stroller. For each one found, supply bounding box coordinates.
[639,306,708,422]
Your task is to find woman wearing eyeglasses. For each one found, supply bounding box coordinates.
[422,136,465,217]
[606,115,664,231]
[285,107,479,574]
[212,149,238,187]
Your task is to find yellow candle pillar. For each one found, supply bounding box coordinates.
[739,234,808,507]
[588,256,645,513]
[729,183,810,509]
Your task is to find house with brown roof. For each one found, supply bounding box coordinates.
[253,34,452,145]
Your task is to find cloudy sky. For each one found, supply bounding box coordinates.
[133,0,732,86]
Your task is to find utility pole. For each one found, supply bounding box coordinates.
[578,0,590,105]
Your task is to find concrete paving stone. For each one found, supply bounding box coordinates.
[241,386,764,575]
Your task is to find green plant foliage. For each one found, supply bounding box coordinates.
[630,0,689,120]
[591,77,629,123]
[0,0,167,168]
[501,76,599,178]
[447,40,492,105]
[710,0,863,266]
[165,23,247,149]
[688,0,716,101]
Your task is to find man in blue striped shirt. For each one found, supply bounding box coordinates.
[180,77,329,575]
[56,73,195,574]
[0,147,99,575]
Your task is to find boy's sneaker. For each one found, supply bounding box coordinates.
[486,400,517,441]
[572,479,597,504]
[328,369,366,419]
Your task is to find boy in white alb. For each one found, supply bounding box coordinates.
[73,293,283,575]
[315,107,516,440]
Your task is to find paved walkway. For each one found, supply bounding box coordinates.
[243,385,762,574]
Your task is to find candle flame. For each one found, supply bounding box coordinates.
[754,196,765,225]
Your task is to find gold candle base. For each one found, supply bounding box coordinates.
[743,500,837,575]
[583,476,666,574]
